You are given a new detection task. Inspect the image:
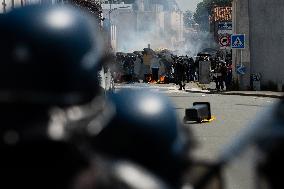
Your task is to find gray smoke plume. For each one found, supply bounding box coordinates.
[179,30,218,57]
[112,0,217,56]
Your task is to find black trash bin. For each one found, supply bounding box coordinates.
[152,67,159,82]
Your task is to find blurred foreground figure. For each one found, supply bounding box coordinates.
[85,89,194,189]
[0,5,105,189]
[191,99,284,189]
[254,100,284,189]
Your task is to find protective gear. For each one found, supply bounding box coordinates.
[0,5,104,189]
[91,89,193,188]
[81,157,171,189]
[0,5,105,107]
[255,100,284,189]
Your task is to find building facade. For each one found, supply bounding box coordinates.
[249,0,284,91]
[102,0,184,52]
[233,0,284,91]
[232,0,250,90]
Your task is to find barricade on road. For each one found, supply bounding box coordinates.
[184,102,212,123]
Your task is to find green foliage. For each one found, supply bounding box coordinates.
[193,2,209,31]
[193,0,232,31]
[183,10,195,28]
[122,0,135,3]
[71,0,103,21]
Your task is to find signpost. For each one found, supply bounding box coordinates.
[231,34,246,75]
[218,22,232,49]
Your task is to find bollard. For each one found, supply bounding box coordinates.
[184,102,211,123]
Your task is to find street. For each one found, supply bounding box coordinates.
[115,82,280,189]
[115,83,279,160]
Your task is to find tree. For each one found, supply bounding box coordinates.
[193,2,209,31]
[70,0,103,22]
[183,10,195,28]
[193,0,232,31]
[122,0,135,3]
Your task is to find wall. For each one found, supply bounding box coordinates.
[232,0,250,90]
[249,0,284,90]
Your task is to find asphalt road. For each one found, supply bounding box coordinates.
[115,83,280,189]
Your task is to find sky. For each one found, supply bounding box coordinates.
[176,0,203,12]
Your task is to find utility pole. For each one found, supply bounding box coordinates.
[108,0,112,49]
[108,0,113,23]
[108,0,117,49]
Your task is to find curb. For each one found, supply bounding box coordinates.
[186,90,284,99]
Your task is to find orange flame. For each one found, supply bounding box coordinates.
[146,75,152,82]
[146,74,158,84]
[159,76,166,83]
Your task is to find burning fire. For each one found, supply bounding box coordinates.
[159,75,166,83]
[146,74,166,84]
[146,74,158,84]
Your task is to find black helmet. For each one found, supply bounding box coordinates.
[90,89,193,187]
[0,6,103,188]
[0,5,105,107]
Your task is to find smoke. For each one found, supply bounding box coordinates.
[178,30,218,57]
[114,10,176,52]
[112,0,217,56]
[117,24,169,52]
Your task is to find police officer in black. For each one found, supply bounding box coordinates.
[175,58,186,90]
[0,5,107,189]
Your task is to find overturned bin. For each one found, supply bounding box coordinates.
[184,102,211,123]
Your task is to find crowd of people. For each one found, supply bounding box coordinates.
[111,49,233,91]
[112,50,198,88]
[211,58,233,91]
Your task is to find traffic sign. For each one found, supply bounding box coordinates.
[236,64,246,75]
[219,35,230,47]
[231,34,245,49]
[218,22,232,30]
[218,30,233,34]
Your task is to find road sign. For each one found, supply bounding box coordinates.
[218,30,233,34]
[236,64,246,75]
[218,22,232,30]
[219,34,231,48]
[231,34,245,49]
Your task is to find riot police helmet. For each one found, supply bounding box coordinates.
[0,4,105,107]
[90,89,193,188]
[0,5,103,188]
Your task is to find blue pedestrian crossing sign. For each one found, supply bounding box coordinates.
[231,34,245,49]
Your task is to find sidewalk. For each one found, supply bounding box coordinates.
[187,82,284,98]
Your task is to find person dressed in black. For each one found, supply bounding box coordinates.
[123,55,135,83]
[184,56,191,83]
[220,61,228,91]
[175,58,186,90]
[215,61,227,91]
[225,62,233,90]
[189,57,195,81]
